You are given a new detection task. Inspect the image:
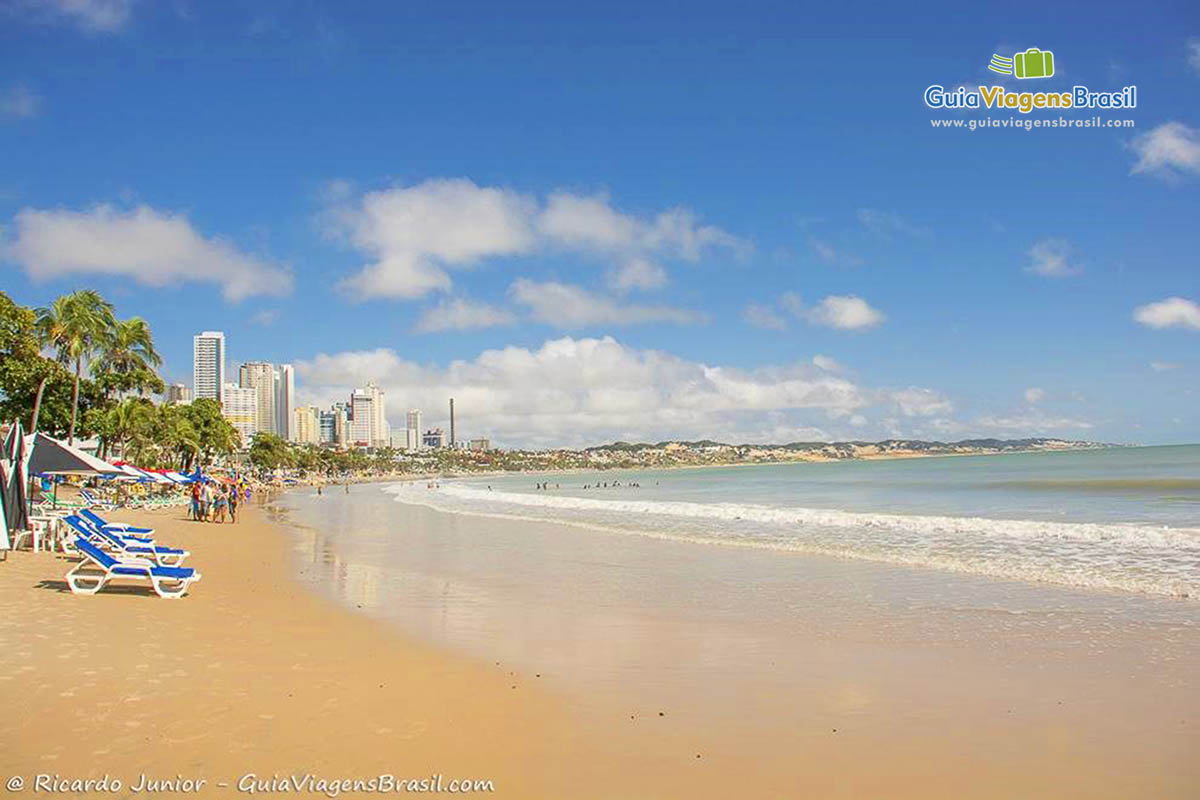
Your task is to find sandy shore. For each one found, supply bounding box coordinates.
[0,505,628,798]
[2,499,1197,799]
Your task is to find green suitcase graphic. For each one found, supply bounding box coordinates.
[1014,48,1054,79]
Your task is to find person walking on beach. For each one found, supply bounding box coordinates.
[190,482,201,521]
[227,484,238,523]
[212,483,228,523]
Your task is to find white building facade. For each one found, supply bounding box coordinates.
[221,382,258,448]
[405,409,422,450]
[276,364,295,442]
[239,362,278,437]
[192,331,226,404]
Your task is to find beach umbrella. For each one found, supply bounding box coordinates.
[0,461,11,551]
[2,451,28,535]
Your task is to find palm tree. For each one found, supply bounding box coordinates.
[95,316,163,400]
[35,290,116,444]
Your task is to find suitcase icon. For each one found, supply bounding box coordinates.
[1014,48,1054,79]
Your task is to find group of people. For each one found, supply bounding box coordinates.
[189,480,246,524]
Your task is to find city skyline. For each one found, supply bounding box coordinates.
[1,3,1197,448]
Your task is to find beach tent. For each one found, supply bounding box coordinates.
[28,432,120,477]
[27,432,121,509]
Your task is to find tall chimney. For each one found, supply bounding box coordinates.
[449,397,455,447]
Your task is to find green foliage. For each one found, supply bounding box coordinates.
[180,398,238,467]
[0,291,106,436]
[36,289,117,442]
[248,432,294,470]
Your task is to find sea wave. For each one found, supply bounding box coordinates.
[382,482,1200,599]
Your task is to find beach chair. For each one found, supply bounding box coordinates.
[78,508,155,540]
[63,516,189,567]
[65,537,200,599]
[79,489,116,511]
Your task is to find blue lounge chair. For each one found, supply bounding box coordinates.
[79,508,155,540]
[66,537,200,599]
[79,489,116,511]
[63,516,189,567]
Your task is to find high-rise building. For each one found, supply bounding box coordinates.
[293,405,321,445]
[276,364,295,441]
[165,383,191,405]
[192,331,226,404]
[405,409,422,450]
[469,438,490,452]
[221,383,257,448]
[422,428,445,449]
[348,382,388,448]
[318,409,336,445]
[349,388,374,447]
[239,362,277,437]
[331,402,350,447]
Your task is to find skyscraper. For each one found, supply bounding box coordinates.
[221,382,257,448]
[275,364,295,441]
[192,331,226,404]
[405,409,422,450]
[349,388,374,446]
[348,382,388,447]
[293,405,321,445]
[239,362,277,437]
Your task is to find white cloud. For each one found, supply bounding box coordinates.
[890,387,954,417]
[749,292,885,332]
[1188,38,1200,73]
[510,279,703,328]
[17,0,133,32]
[1024,387,1045,404]
[415,297,516,333]
[1026,238,1083,278]
[1133,296,1200,330]
[609,257,667,291]
[743,303,787,331]
[330,178,536,300]
[251,309,280,326]
[1150,361,1179,371]
[294,336,871,448]
[3,203,292,301]
[1129,122,1200,179]
[927,413,1094,438]
[856,208,929,238]
[812,355,841,372]
[969,414,1093,434]
[798,295,886,330]
[0,85,40,118]
[807,236,862,267]
[328,179,745,301]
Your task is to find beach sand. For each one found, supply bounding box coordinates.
[1,501,1197,798]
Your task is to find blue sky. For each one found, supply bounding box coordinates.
[1,0,1197,447]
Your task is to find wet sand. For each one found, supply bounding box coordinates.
[1,500,1197,798]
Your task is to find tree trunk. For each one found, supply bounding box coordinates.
[29,374,48,433]
[69,356,81,446]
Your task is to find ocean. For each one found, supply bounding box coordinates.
[382,445,1200,599]
[275,443,1200,738]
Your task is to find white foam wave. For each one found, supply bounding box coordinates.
[382,482,1200,599]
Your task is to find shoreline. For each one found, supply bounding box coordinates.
[4,492,1197,798]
